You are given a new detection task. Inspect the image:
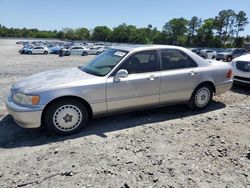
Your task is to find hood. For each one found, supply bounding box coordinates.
[233,54,250,62]
[13,67,97,94]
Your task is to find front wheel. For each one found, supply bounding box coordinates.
[44,51,48,55]
[44,99,88,135]
[188,85,213,110]
[226,56,232,62]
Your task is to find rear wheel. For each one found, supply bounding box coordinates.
[44,99,88,135]
[44,51,48,55]
[82,51,88,56]
[188,84,213,110]
[28,51,32,54]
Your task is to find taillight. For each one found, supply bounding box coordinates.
[226,69,233,79]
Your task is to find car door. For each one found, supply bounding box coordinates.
[70,47,78,55]
[38,47,44,54]
[77,47,84,55]
[32,47,39,54]
[159,49,201,103]
[206,50,213,59]
[106,50,160,112]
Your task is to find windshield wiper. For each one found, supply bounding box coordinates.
[78,66,102,77]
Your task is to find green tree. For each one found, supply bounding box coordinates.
[235,11,249,38]
[112,24,137,43]
[62,28,76,40]
[92,26,112,41]
[196,18,217,47]
[163,17,189,45]
[187,16,202,46]
[234,37,245,47]
[214,9,236,45]
[245,35,250,44]
[75,28,90,40]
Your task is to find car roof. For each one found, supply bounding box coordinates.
[110,45,187,53]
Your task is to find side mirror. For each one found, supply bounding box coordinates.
[114,69,128,82]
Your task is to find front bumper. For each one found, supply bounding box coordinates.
[216,57,227,61]
[215,79,233,95]
[233,76,250,84]
[232,68,250,84]
[6,96,44,128]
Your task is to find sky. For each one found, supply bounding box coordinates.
[0,0,250,36]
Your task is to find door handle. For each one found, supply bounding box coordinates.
[147,75,158,81]
[188,70,198,76]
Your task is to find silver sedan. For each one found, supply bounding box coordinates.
[6,45,233,135]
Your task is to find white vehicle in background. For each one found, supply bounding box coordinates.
[69,46,89,56]
[200,49,217,59]
[69,46,106,56]
[89,46,107,55]
[29,46,49,54]
[231,54,250,85]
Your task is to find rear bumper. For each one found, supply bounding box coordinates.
[215,79,233,95]
[6,97,43,128]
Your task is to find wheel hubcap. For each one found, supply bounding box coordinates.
[195,87,211,108]
[53,105,82,131]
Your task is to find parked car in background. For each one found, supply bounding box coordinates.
[59,46,71,56]
[200,49,217,59]
[19,46,49,55]
[50,46,63,54]
[216,48,248,62]
[190,48,202,57]
[230,54,250,85]
[6,45,233,135]
[245,44,250,52]
[69,46,90,56]
[19,45,34,54]
[27,46,49,54]
[88,46,107,55]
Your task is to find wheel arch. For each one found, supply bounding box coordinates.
[193,81,216,95]
[41,95,93,124]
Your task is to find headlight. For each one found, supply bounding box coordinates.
[13,93,40,105]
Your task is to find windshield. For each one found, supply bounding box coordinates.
[80,48,128,76]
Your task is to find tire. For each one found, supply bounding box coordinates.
[44,99,88,135]
[44,51,48,55]
[212,56,215,59]
[226,56,232,62]
[28,51,32,54]
[188,84,213,110]
[82,51,88,56]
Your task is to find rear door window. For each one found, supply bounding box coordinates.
[160,50,197,70]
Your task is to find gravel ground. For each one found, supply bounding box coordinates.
[0,39,249,188]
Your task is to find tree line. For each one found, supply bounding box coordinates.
[0,9,249,48]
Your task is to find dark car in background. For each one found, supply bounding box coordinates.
[216,48,248,62]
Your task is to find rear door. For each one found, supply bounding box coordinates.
[159,49,201,103]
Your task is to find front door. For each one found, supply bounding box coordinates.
[107,50,160,112]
